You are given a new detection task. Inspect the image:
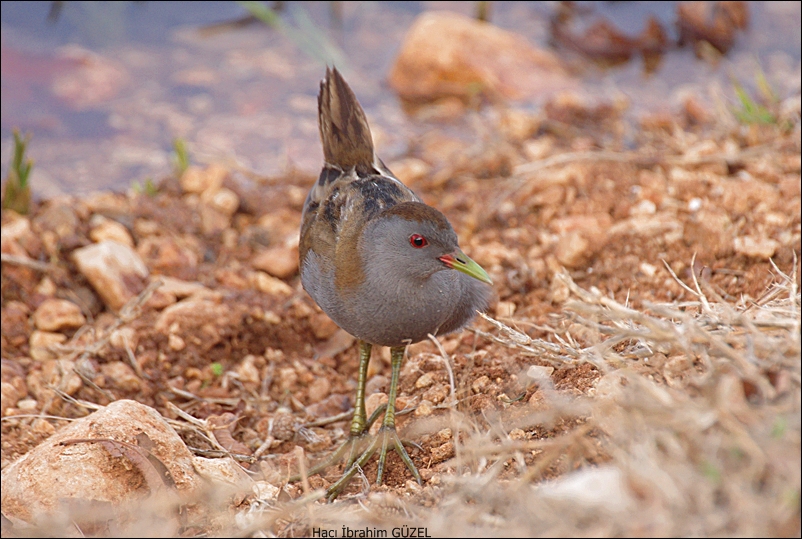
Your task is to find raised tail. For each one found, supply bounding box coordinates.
[318,67,375,174]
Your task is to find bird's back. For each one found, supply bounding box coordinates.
[300,67,419,278]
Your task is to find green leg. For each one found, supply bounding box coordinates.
[349,341,371,435]
[343,340,372,467]
[325,346,421,500]
[375,346,421,485]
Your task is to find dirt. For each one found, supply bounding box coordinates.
[1,91,800,536]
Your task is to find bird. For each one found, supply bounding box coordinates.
[296,66,493,499]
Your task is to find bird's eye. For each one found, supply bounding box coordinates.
[409,234,428,248]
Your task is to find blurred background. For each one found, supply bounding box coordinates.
[1,1,800,198]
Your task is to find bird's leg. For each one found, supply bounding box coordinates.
[325,346,422,501]
[342,340,372,466]
[289,341,373,482]
[375,345,422,485]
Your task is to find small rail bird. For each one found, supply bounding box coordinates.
[297,67,492,499]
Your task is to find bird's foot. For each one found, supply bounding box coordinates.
[288,433,370,484]
[325,425,422,501]
[288,402,386,484]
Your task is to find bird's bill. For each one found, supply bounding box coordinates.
[439,249,493,285]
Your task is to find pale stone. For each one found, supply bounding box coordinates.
[29,331,67,361]
[555,231,590,269]
[100,361,141,392]
[33,299,85,332]
[249,271,293,296]
[0,400,203,526]
[307,377,331,403]
[252,245,299,279]
[415,372,436,389]
[389,11,572,102]
[180,163,227,195]
[73,241,149,311]
[495,300,517,317]
[734,235,779,260]
[89,215,134,247]
[202,187,239,216]
[472,375,491,393]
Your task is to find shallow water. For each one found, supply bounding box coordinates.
[1,1,799,197]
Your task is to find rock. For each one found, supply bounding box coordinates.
[365,374,389,397]
[34,276,57,296]
[277,367,298,392]
[192,455,250,486]
[472,375,491,394]
[677,1,749,55]
[527,365,555,381]
[26,359,82,403]
[0,400,203,528]
[155,275,208,298]
[32,202,78,239]
[365,393,389,434]
[734,235,779,260]
[154,299,233,347]
[32,299,86,332]
[235,355,261,385]
[109,326,138,351]
[29,330,67,361]
[1,215,32,244]
[414,399,434,417]
[305,393,351,419]
[308,313,339,340]
[73,241,149,311]
[249,271,294,296]
[180,164,227,195]
[389,11,572,102]
[199,204,231,236]
[422,383,450,405]
[415,372,436,389]
[430,441,455,463]
[1,301,31,349]
[99,361,142,392]
[252,245,299,279]
[307,377,331,404]
[1,382,25,416]
[88,215,134,247]
[1,215,41,258]
[137,236,199,280]
[555,231,590,269]
[434,428,453,444]
[83,191,130,215]
[201,187,240,217]
[168,334,186,351]
[495,300,517,317]
[1,362,27,416]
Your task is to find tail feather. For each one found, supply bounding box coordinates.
[318,67,375,173]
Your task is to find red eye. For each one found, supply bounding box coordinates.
[409,234,428,248]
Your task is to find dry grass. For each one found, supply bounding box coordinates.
[230,262,800,536]
[5,257,799,537]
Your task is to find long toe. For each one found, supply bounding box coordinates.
[289,432,370,483]
[326,435,381,501]
[375,426,422,486]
